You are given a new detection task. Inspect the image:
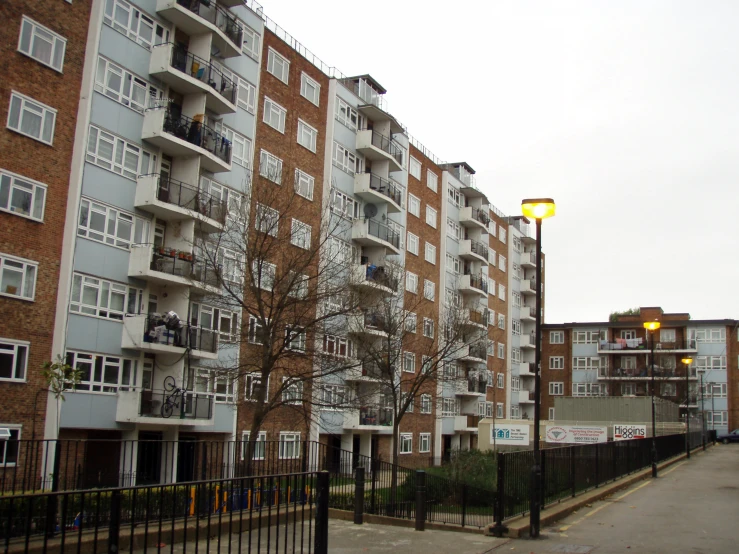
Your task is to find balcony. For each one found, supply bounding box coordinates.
[518,362,535,377]
[458,273,488,297]
[149,44,237,115]
[156,0,243,58]
[354,173,402,213]
[348,310,388,338]
[520,251,536,269]
[518,390,534,404]
[459,342,487,364]
[351,219,401,255]
[454,414,480,432]
[352,263,397,296]
[521,279,536,296]
[344,407,393,431]
[519,306,535,321]
[519,334,535,349]
[355,129,403,172]
[135,174,226,233]
[597,367,698,380]
[129,244,221,295]
[459,239,489,264]
[461,308,487,329]
[345,362,391,382]
[597,339,698,353]
[121,314,218,360]
[116,389,214,425]
[680,395,699,408]
[458,206,490,233]
[142,108,232,173]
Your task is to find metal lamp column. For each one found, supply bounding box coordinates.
[682,357,693,458]
[643,320,660,478]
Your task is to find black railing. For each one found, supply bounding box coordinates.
[366,129,404,166]
[364,218,400,249]
[366,173,402,206]
[358,407,392,427]
[139,389,214,420]
[167,44,237,105]
[467,378,487,394]
[467,343,487,360]
[162,109,232,164]
[466,206,490,226]
[463,272,488,293]
[361,309,387,333]
[175,0,243,46]
[598,339,698,351]
[148,246,221,288]
[145,173,227,223]
[599,366,696,379]
[140,314,217,353]
[361,263,398,291]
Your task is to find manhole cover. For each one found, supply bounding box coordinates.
[547,545,595,553]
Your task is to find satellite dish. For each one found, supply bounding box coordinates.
[364,203,378,219]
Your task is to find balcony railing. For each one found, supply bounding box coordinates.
[361,310,387,333]
[139,388,214,420]
[144,174,227,223]
[361,263,398,292]
[168,44,237,105]
[162,109,232,164]
[599,366,697,379]
[358,407,392,427]
[468,342,488,360]
[141,314,218,353]
[149,246,220,287]
[366,129,403,166]
[467,377,487,394]
[467,206,490,226]
[598,339,697,351]
[468,239,489,260]
[360,363,391,380]
[364,173,402,206]
[466,308,487,326]
[365,218,400,249]
[175,0,243,47]
[464,272,488,293]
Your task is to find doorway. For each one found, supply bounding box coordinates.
[177,435,197,482]
[137,431,163,485]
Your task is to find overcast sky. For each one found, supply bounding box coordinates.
[261,0,739,324]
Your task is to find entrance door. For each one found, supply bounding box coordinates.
[442,435,452,463]
[177,435,197,482]
[137,431,163,485]
[327,436,342,473]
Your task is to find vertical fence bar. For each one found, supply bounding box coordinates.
[108,489,122,554]
[314,471,329,554]
[414,470,426,531]
[570,447,576,497]
[460,483,467,528]
[354,467,365,525]
[594,443,600,488]
[45,441,62,538]
[491,452,506,537]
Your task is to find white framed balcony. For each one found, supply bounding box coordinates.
[352,264,397,297]
[351,219,401,255]
[519,306,535,322]
[459,239,489,264]
[355,130,403,172]
[135,174,226,234]
[519,334,535,349]
[116,389,214,426]
[518,362,535,377]
[128,244,222,296]
[343,408,393,432]
[354,173,402,213]
[121,314,218,360]
[458,343,488,364]
[149,43,237,115]
[458,274,488,298]
[518,390,534,404]
[348,310,388,339]
[156,0,243,58]
[454,414,480,432]
[521,251,536,269]
[458,206,490,233]
[521,279,536,296]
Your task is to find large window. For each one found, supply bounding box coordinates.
[0,253,36,300]
[78,199,149,250]
[297,120,318,152]
[70,273,141,321]
[447,218,461,240]
[255,203,279,236]
[332,142,359,175]
[322,334,353,358]
[241,25,260,60]
[279,432,301,459]
[0,340,28,382]
[241,431,266,460]
[294,169,314,201]
[300,73,320,106]
[409,157,421,180]
[572,330,601,344]
[290,219,312,249]
[263,97,286,133]
[66,350,137,393]
[219,125,251,168]
[399,433,412,454]
[424,242,436,264]
[549,382,564,395]
[191,303,239,343]
[18,16,66,72]
[695,356,726,371]
[193,369,237,403]
[330,189,357,219]
[259,149,283,183]
[319,384,346,409]
[689,328,726,343]
[7,92,56,145]
[266,48,290,84]
[0,427,20,466]
[95,56,162,113]
[0,169,46,222]
[86,125,157,180]
[103,0,163,50]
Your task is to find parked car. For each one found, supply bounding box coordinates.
[717,429,739,444]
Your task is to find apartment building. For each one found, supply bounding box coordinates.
[541,307,737,434]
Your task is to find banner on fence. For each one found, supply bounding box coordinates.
[491,424,530,445]
[613,424,647,441]
[545,425,607,444]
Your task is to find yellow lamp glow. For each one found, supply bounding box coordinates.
[521,198,556,220]
[681,357,693,365]
[643,321,661,331]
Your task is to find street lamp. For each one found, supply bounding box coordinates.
[643,320,660,477]
[698,370,706,450]
[521,197,555,538]
[681,356,693,459]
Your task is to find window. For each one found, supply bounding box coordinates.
[335,97,360,129]
[295,119,318,153]
[219,125,251,168]
[401,392,414,413]
[0,253,36,300]
[498,343,505,359]
[282,378,303,404]
[420,394,432,414]
[573,356,608,371]
[409,157,421,179]
[572,330,601,344]
[0,169,46,221]
[300,73,320,106]
[278,432,301,459]
[550,331,564,344]
[408,194,420,217]
[707,411,728,426]
[423,279,435,301]
[550,356,564,369]
[689,328,726,343]
[7,92,56,145]
[549,382,564,395]
[499,228,506,244]
[241,431,266,460]
[446,218,461,240]
[405,312,417,333]
[445,254,461,275]
[0,340,28,382]
[510,405,520,419]
[407,233,419,255]
[191,303,239,343]
[263,97,287,133]
[488,249,496,267]
[402,352,416,373]
[498,314,505,329]
[0,427,20,465]
[332,142,359,175]
[497,373,504,388]
[285,325,306,352]
[241,25,260,60]
[193,369,237,403]
[252,260,276,291]
[498,255,507,271]
[78,199,149,250]
[511,377,520,392]
[512,237,522,253]
[442,398,460,416]
[703,383,727,398]
[447,186,461,207]
[200,176,244,223]
[549,408,555,420]
[489,221,496,236]
[660,383,676,397]
[496,403,504,418]
[320,384,346,409]
[247,316,267,345]
[323,334,353,358]
[511,347,520,363]
[512,291,521,308]
[427,170,438,193]
[244,372,268,401]
[498,284,506,301]
[255,203,279,236]
[695,356,727,371]
[424,242,436,264]
[294,169,314,201]
[18,16,66,71]
[233,74,257,114]
[405,272,418,293]
[423,318,434,338]
[288,272,309,299]
[86,125,156,180]
[267,48,290,84]
[103,0,162,49]
[399,433,412,454]
[330,188,357,219]
[425,206,437,228]
[259,149,284,184]
[66,350,137,392]
[290,219,312,249]
[419,433,431,453]
[660,329,676,342]
[95,56,162,113]
[70,273,140,321]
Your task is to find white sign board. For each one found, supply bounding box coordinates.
[613,424,647,441]
[545,425,608,444]
[490,424,530,446]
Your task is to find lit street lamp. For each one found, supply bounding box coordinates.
[681,356,693,459]
[643,320,660,478]
[521,198,555,538]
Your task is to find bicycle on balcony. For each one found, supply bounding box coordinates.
[161,376,184,418]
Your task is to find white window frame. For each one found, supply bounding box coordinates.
[7,91,56,145]
[332,142,359,175]
[496,403,504,418]
[300,72,320,106]
[446,218,461,240]
[220,125,251,168]
[497,373,505,389]
[408,194,420,217]
[267,47,290,84]
[550,331,564,344]
[294,169,315,201]
[499,227,507,244]
[402,351,416,373]
[399,433,413,454]
[330,188,357,219]
[320,384,346,409]
[254,203,279,237]
[18,16,66,72]
[405,312,417,333]
[498,314,505,329]
[0,340,29,382]
[70,273,139,321]
[290,219,312,250]
[78,199,149,250]
[241,25,260,60]
[406,272,418,294]
[0,169,46,222]
[549,407,555,420]
[427,170,438,193]
[447,186,461,208]
[285,325,306,352]
[407,233,419,256]
[297,119,318,152]
[278,432,301,459]
[423,279,435,301]
[335,97,359,130]
[244,372,269,402]
[66,350,137,393]
[409,157,421,180]
[499,255,507,271]
[263,96,287,133]
[282,377,303,405]
[419,433,431,453]
[424,242,436,264]
[252,260,276,291]
[323,334,353,358]
[86,125,156,180]
[94,56,162,113]
[259,149,283,184]
[550,356,565,369]
[498,343,505,359]
[423,317,434,338]
[233,74,257,114]
[498,284,506,301]
[425,206,437,228]
[0,253,37,301]
[0,426,21,466]
[549,382,564,395]
[103,0,161,50]
[241,431,267,460]
[420,394,432,414]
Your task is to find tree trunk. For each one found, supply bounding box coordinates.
[389,420,400,517]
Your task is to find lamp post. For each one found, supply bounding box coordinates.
[521,197,555,538]
[681,357,693,459]
[643,320,660,478]
[698,371,706,450]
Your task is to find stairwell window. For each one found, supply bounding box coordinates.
[219,125,251,168]
[241,26,260,60]
[0,254,37,300]
[399,433,412,454]
[279,432,301,459]
[263,97,286,133]
[103,0,161,50]
[297,119,318,152]
[259,149,283,183]
[267,48,290,84]
[7,92,56,145]
[290,219,312,249]
[294,169,314,201]
[0,340,29,382]
[300,73,320,106]
[18,17,66,72]
[549,382,564,395]
[241,431,266,459]
[282,378,303,404]
[0,170,46,222]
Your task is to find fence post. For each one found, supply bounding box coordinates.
[370,463,377,515]
[108,489,122,554]
[45,441,61,538]
[570,446,576,497]
[314,471,330,554]
[594,443,600,489]
[461,483,467,528]
[354,467,365,525]
[491,452,507,537]
[415,470,426,531]
[540,449,546,510]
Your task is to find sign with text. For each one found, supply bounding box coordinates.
[613,424,647,441]
[490,424,530,446]
[545,425,608,444]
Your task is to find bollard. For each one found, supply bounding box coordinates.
[354,467,365,525]
[314,471,330,554]
[490,452,507,537]
[415,470,426,531]
[108,489,122,554]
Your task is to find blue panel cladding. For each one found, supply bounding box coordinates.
[81,164,138,213]
[73,238,134,285]
[90,94,145,146]
[66,314,125,356]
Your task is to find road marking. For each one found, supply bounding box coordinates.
[559,480,653,533]
[660,461,687,477]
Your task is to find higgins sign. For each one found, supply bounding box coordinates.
[545,425,608,444]
[613,424,647,441]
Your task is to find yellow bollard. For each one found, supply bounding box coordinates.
[223,491,228,512]
[190,487,196,516]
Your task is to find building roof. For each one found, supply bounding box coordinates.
[344,74,386,94]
